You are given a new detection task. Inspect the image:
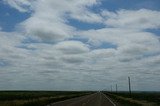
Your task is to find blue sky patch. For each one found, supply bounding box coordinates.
[0,59,9,67]
[21,37,41,44]
[145,29,160,36]
[68,18,105,30]
[100,0,160,11]
[0,1,30,32]
[90,42,117,50]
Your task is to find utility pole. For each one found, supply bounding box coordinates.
[128,77,131,97]
[111,85,112,92]
[116,84,118,93]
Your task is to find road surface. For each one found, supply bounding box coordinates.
[48,92,117,106]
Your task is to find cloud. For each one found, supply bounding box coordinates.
[0,32,24,51]
[11,0,102,42]
[61,55,86,64]
[102,9,160,29]
[79,28,160,46]
[20,16,75,42]
[1,1,160,91]
[0,30,160,90]
[3,0,33,12]
[89,48,116,59]
[0,59,9,67]
[54,41,90,54]
[79,27,160,64]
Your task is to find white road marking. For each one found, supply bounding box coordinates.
[101,92,116,106]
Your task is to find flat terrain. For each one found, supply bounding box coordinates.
[0,91,90,106]
[104,91,160,106]
[0,91,160,106]
[49,92,117,106]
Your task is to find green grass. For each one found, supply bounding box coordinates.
[0,91,92,106]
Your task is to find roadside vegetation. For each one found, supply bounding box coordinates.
[0,91,91,106]
[103,91,160,106]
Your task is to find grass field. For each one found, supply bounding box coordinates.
[103,91,160,106]
[1,91,160,106]
[0,91,91,106]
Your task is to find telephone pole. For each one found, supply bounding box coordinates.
[116,84,118,93]
[128,77,131,97]
[111,85,112,92]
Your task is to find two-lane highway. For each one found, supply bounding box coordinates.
[48,92,117,106]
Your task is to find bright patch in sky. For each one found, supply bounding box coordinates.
[0,0,160,91]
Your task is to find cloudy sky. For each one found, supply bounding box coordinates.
[0,0,160,91]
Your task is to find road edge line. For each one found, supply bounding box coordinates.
[101,92,116,106]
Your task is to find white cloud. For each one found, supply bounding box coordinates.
[0,30,160,90]
[79,28,160,46]
[21,16,75,42]
[102,9,160,29]
[1,1,160,91]
[7,0,102,42]
[54,41,90,54]
[0,32,24,52]
[79,27,160,64]
[3,0,33,12]
[61,55,86,64]
[89,48,116,59]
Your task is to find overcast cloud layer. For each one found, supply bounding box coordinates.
[0,0,160,91]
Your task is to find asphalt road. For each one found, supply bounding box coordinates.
[48,92,117,106]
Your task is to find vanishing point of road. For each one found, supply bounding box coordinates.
[47,92,118,106]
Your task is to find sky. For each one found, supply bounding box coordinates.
[0,0,160,91]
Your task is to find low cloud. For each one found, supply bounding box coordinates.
[101,9,160,29]
[54,41,90,54]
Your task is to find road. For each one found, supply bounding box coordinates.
[48,92,117,106]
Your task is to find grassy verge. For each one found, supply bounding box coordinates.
[113,92,160,105]
[0,91,92,106]
[103,92,159,106]
[105,93,141,106]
